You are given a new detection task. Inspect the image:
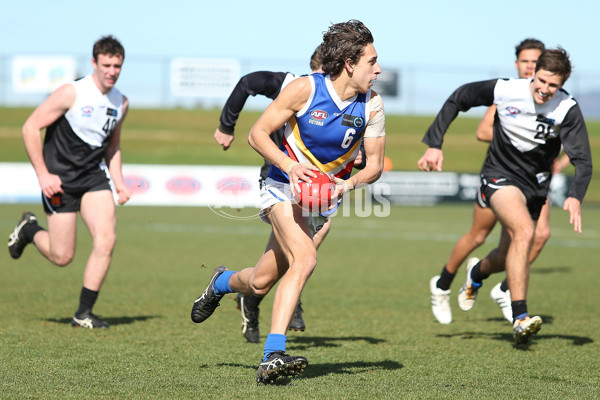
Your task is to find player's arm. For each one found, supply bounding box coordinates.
[476,105,496,142]
[105,96,131,205]
[248,77,317,194]
[558,105,593,233]
[22,83,75,198]
[215,71,288,150]
[418,79,497,172]
[335,92,386,196]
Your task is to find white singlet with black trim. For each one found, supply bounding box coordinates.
[422,78,592,202]
[43,75,125,192]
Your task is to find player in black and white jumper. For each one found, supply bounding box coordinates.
[418,48,592,343]
[7,36,131,329]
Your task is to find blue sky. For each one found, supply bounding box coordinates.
[2,0,599,114]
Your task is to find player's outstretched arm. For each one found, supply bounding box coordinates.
[216,71,287,151]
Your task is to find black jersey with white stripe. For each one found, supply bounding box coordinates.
[43,75,125,191]
[423,78,592,201]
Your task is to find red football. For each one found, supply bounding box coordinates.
[293,171,335,212]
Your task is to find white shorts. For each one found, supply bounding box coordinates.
[259,177,330,234]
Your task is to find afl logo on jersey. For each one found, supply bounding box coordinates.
[309,110,328,127]
[310,110,329,120]
[504,106,521,118]
[81,106,94,117]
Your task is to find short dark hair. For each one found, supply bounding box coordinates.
[515,38,545,58]
[321,20,374,77]
[93,35,125,61]
[310,45,323,72]
[535,47,572,84]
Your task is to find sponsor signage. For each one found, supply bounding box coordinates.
[12,56,76,93]
[170,58,240,97]
[0,163,569,207]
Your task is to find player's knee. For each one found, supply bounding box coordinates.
[292,252,318,279]
[248,278,275,297]
[516,225,535,244]
[51,251,74,266]
[535,226,551,244]
[93,233,117,255]
[472,231,488,247]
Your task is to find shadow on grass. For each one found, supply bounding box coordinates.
[436,330,593,347]
[217,360,403,385]
[531,265,571,274]
[485,315,554,325]
[44,315,161,326]
[299,359,403,379]
[286,335,386,350]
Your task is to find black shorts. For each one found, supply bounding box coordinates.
[42,181,111,214]
[477,175,546,221]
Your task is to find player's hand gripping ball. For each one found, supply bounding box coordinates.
[293,171,335,212]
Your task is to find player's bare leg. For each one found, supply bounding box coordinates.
[529,198,551,263]
[70,189,116,329]
[32,212,78,266]
[264,202,316,335]
[445,204,497,274]
[79,190,117,291]
[430,204,496,323]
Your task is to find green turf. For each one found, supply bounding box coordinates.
[1,107,599,398]
[1,203,599,399]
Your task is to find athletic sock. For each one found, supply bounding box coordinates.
[511,300,528,323]
[470,262,488,286]
[23,223,44,243]
[244,295,263,312]
[500,279,509,292]
[436,266,455,291]
[76,287,99,315]
[263,333,287,361]
[213,270,235,295]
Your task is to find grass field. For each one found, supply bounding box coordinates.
[1,203,599,399]
[1,107,599,399]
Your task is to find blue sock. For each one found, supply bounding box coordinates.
[514,312,528,321]
[263,334,287,361]
[213,271,235,295]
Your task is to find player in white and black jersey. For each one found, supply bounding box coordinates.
[7,36,131,329]
[418,48,592,344]
[211,47,325,342]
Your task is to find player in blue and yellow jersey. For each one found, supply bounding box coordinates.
[212,46,324,342]
[191,19,386,384]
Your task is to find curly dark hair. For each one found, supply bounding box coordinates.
[321,20,373,77]
[93,35,125,61]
